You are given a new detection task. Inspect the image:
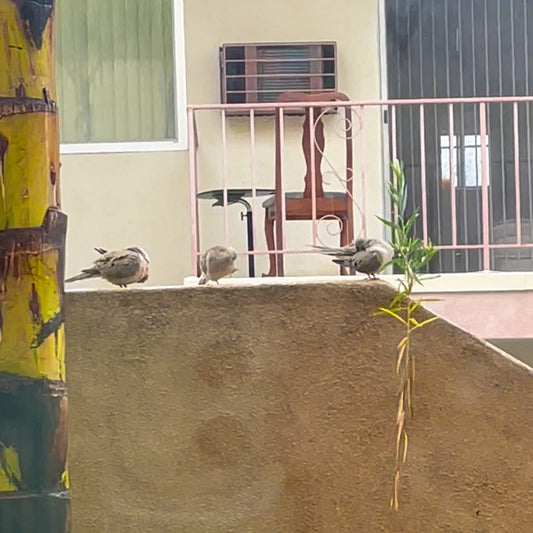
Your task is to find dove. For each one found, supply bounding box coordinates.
[65,246,150,288]
[357,238,394,266]
[198,245,238,285]
[339,249,383,279]
[312,237,393,278]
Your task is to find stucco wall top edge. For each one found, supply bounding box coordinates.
[63,283,533,376]
[65,279,397,295]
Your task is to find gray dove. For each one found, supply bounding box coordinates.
[65,246,150,287]
[199,245,238,285]
[312,237,394,278]
[358,238,394,266]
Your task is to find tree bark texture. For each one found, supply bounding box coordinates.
[0,0,69,530]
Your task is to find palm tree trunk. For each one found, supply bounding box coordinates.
[0,1,69,530]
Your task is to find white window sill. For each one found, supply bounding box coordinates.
[60,139,187,155]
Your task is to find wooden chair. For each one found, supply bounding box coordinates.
[263,91,354,276]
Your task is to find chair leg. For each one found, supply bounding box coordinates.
[264,213,277,277]
[340,216,349,276]
[340,215,350,247]
[274,220,285,277]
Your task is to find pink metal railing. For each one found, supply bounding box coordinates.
[188,96,533,277]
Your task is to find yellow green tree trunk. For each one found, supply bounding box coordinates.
[0,0,69,530]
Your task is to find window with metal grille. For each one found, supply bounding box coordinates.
[440,134,490,188]
[219,42,337,113]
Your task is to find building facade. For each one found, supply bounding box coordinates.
[57,0,533,361]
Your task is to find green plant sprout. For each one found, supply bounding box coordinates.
[377,159,439,511]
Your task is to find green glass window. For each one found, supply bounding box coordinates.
[56,0,176,143]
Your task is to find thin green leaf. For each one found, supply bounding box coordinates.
[402,211,419,235]
[410,316,438,332]
[378,307,407,324]
[417,316,439,328]
[396,343,407,374]
[376,216,394,228]
[409,301,421,313]
[397,336,408,350]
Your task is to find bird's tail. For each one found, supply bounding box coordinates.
[309,244,353,256]
[334,261,357,275]
[94,247,107,255]
[65,269,100,283]
[332,258,354,269]
[198,274,208,285]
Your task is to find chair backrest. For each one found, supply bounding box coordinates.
[274,91,353,199]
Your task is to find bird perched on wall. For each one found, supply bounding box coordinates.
[65,246,150,288]
[199,245,238,285]
[312,237,394,279]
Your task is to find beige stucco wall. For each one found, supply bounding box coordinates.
[61,151,187,288]
[66,282,533,532]
[60,0,383,288]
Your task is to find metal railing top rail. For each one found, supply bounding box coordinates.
[188,95,533,111]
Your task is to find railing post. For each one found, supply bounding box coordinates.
[249,109,258,253]
[188,108,200,276]
[513,102,522,245]
[419,104,428,243]
[275,108,286,276]
[309,107,318,244]
[448,104,457,248]
[479,102,491,270]
[357,105,365,238]
[221,109,230,245]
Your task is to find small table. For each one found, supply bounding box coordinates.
[196,188,275,277]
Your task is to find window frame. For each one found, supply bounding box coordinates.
[440,133,490,188]
[59,0,187,154]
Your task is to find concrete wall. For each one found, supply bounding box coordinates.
[61,0,383,288]
[66,282,532,532]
